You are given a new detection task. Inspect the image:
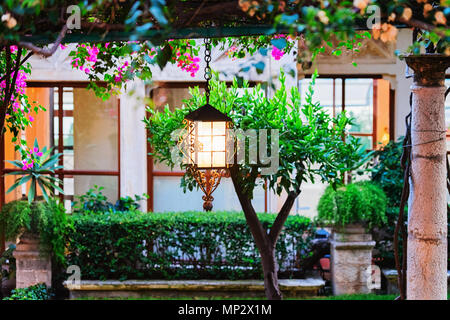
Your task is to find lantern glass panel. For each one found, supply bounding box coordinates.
[212,136,226,152]
[198,152,212,168]
[184,118,230,169]
[198,136,212,152]
[198,121,212,136]
[212,152,226,168]
[212,121,226,135]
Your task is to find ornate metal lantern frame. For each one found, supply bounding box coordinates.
[179,38,235,211]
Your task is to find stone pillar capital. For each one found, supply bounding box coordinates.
[404,54,450,87]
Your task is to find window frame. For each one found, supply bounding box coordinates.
[300,74,385,150]
[0,81,121,207]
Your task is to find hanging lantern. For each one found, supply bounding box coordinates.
[179,38,234,211]
[184,104,232,169]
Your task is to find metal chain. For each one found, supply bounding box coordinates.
[204,38,212,104]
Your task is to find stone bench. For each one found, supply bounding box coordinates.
[63,278,325,299]
[382,269,450,295]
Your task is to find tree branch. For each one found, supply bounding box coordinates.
[0,47,23,135]
[229,165,269,251]
[268,188,301,245]
[18,24,68,57]
[3,47,12,102]
[5,47,23,104]
[398,17,446,38]
[0,51,33,84]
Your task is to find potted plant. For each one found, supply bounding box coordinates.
[317,181,387,231]
[317,181,387,295]
[0,139,69,288]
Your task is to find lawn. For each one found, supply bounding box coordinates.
[76,293,399,300]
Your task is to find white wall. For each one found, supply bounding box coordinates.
[23,33,417,215]
[119,80,148,208]
[302,29,414,140]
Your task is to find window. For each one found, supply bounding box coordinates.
[0,83,120,212]
[298,76,392,151]
[147,81,267,213]
[296,75,392,218]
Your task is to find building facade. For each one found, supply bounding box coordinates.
[1,29,448,217]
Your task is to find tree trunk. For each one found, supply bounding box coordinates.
[229,166,300,300]
[260,247,282,300]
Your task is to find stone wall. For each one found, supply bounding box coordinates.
[13,234,51,289]
[330,225,375,295]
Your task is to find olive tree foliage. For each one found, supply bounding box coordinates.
[145,71,369,300]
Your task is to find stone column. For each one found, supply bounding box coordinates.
[13,234,51,289]
[330,225,375,295]
[404,54,450,300]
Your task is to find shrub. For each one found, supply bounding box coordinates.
[0,199,73,266]
[66,211,314,280]
[3,283,52,300]
[370,139,404,207]
[0,244,16,280]
[317,181,387,229]
[368,139,406,268]
[368,139,450,269]
[72,185,148,214]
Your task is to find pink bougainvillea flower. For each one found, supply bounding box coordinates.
[271,46,284,60]
[29,115,34,122]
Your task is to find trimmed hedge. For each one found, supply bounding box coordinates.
[66,211,314,280]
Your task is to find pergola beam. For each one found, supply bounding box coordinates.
[19,25,288,45]
[18,23,409,45]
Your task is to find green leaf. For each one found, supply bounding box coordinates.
[150,3,168,25]
[6,175,31,194]
[4,171,26,176]
[40,154,61,170]
[270,38,287,50]
[254,61,265,74]
[5,160,23,168]
[156,45,172,70]
[44,179,64,194]
[28,179,36,203]
[37,179,49,203]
